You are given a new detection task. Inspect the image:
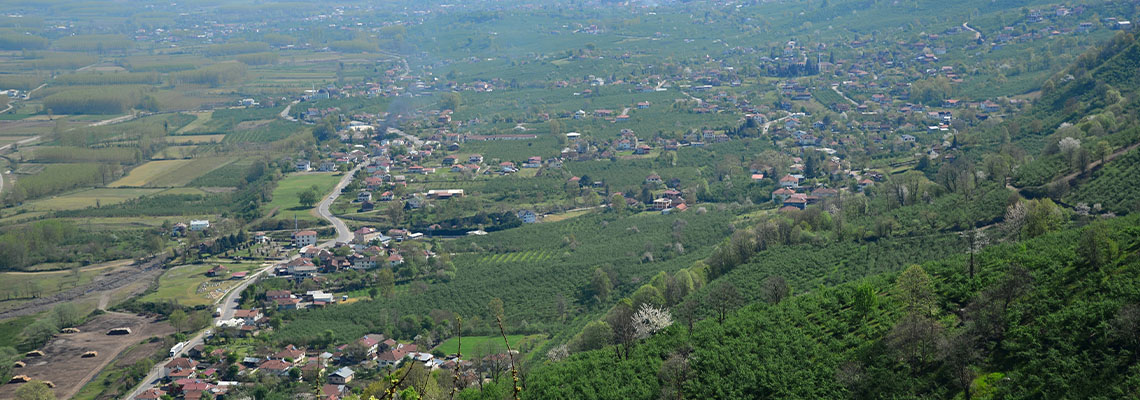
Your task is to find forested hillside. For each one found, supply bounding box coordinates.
[526,214,1140,399]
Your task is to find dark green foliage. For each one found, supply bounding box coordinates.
[171,63,247,87]
[54,71,160,86]
[232,52,279,66]
[1067,147,1140,214]
[0,74,44,91]
[54,34,133,52]
[528,215,1140,399]
[42,86,150,114]
[204,42,271,57]
[0,31,48,50]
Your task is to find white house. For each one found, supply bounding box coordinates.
[517,210,537,224]
[296,160,312,172]
[189,220,210,231]
[307,290,335,303]
[356,192,373,202]
[293,230,318,247]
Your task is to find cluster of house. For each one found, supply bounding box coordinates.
[768,166,882,212]
[285,227,425,274]
[294,148,372,173]
[140,330,514,400]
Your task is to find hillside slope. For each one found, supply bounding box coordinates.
[525,215,1140,399]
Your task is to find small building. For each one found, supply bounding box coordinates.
[354,227,380,244]
[356,192,373,202]
[329,367,355,384]
[206,265,227,278]
[296,160,312,172]
[189,220,210,231]
[163,357,199,379]
[517,210,537,224]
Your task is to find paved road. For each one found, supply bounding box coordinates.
[125,166,360,399]
[317,163,366,246]
[124,258,276,400]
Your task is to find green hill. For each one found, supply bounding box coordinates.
[526,215,1140,399]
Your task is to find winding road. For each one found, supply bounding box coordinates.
[963,22,982,41]
[317,163,366,246]
[125,163,362,399]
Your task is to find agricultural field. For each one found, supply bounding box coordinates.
[109,157,235,187]
[187,158,255,187]
[15,188,163,212]
[138,262,265,307]
[174,111,213,134]
[165,134,225,144]
[262,172,340,221]
[432,334,546,357]
[151,145,199,160]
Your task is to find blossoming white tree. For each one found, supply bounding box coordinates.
[633,303,673,340]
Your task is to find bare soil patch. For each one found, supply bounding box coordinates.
[0,312,172,399]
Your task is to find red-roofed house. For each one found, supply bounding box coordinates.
[137,388,166,399]
[163,357,198,379]
[259,359,293,376]
[779,175,799,188]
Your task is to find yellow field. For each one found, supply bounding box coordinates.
[22,188,163,211]
[110,160,195,187]
[166,135,224,144]
[174,111,212,134]
[110,157,234,187]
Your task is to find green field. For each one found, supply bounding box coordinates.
[432,334,545,356]
[139,262,264,307]
[0,315,37,348]
[263,172,340,222]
